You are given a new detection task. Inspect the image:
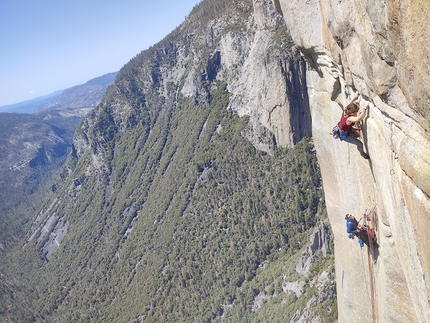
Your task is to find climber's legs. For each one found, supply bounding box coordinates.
[342,130,369,158]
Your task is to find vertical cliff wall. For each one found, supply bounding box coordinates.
[178,0,313,152]
[222,0,312,150]
[274,0,430,322]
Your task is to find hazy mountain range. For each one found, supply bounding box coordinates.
[0,72,117,114]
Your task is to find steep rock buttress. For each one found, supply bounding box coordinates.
[275,0,430,322]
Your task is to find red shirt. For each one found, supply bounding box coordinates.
[339,112,353,132]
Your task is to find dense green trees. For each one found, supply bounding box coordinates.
[2,79,335,322]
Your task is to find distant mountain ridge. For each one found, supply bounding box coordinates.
[0,72,117,114]
[34,72,118,113]
[0,91,64,114]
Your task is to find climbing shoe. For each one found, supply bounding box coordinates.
[361,153,370,159]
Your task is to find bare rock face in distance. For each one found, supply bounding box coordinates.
[274,0,430,322]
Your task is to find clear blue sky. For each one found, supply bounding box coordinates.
[0,0,202,107]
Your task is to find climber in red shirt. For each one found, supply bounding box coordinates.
[338,91,370,159]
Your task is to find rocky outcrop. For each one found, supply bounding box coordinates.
[275,0,430,321]
[70,0,312,178]
[224,0,312,150]
[290,221,337,322]
[297,221,331,276]
[177,0,312,152]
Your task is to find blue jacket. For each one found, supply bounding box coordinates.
[346,216,364,247]
[346,217,358,234]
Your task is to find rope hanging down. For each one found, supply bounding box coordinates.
[360,204,378,322]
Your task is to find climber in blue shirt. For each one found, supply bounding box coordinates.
[345,214,365,247]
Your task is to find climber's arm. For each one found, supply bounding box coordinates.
[347,91,360,106]
[347,104,369,123]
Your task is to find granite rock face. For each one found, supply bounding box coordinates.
[72,0,312,163]
[223,0,312,150]
[275,0,430,321]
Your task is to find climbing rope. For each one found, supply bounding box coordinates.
[367,244,377,322]
[362,204,378,322]
[389,121,396,175]
[359,246,371,306]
